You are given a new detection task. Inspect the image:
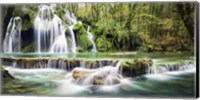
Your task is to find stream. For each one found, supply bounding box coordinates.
[1,53,196,98]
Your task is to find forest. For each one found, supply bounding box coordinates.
[2,2,195,53]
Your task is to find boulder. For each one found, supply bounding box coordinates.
[72,68,121,85]
[120,59,153,77]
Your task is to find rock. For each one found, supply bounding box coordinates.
[1,58,153,78]
[73,23,93,52]
[72,68,121,85]
[120,59,153,77]
[72,68,97,79]
[93,76,105,85]
[1,66,14,79]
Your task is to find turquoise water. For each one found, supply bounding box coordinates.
[1,53,196,98]
[0,52,194,59]
[2,67,195,97]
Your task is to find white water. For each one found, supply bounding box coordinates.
[47,59,68,70]
[34,5,52,53]
[4,61,195,96]
[67,25,76,53]
[73,66,123,86]
[34,5,76,53]
[2,17,22,53]
[64,10,78,53]
[87,26,97,52]
[64,10,77,25]
[147,63,195,74]
[49,28,68,53]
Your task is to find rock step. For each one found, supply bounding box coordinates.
[1,58,153,77]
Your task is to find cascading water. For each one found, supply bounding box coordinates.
[34,5,69,53]
[87,26,97,52]
[34,5,52,53]
[147,63,195,74]
[49,14,68,53]
[2,17,22,53]
[64,10,77,53]
[64,10,77,24]
[2,5,98,54]
[67,25,76,53]
[70,61,123,86]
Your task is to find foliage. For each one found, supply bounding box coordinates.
[68,3,195,53]
[73,23,93,51]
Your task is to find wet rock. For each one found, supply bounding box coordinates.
[120,59,153,77]
[93,76,105,85]
[72,68,121,85]
[1,58,153,78]
[1,66,14,79]
[72,68,95,79]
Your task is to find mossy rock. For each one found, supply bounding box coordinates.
[21,43,34,53]
[12,5,37,31]
[73,23,93,51]
[1,66,14,79]
[120,59,153,77]
[76,47,84,52]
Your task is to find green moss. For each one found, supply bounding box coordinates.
[73,23,93,51]
[56,8,65,20]
[1,66,14,79]
[120,59,152,77]
[96,37,112,52]
[12,5,37,31]
[76,47,84,52]
[21,43,34,53]
[0,66,5,71]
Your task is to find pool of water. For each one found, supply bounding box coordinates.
[0,52,194,59]
[2,66,195,98]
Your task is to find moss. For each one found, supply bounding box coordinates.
[0,66,5,71]
[96,37,112,52]
[12,5,37,31]
[56,8,65,20]
[73,23,93,51]
[1,66,14,79]
[121,59,153,77]
[21,43,34,53]
[76,47,84,52]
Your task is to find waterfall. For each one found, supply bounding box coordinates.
[49,14,68,53]
[87,26,97,52]
[2,17,22,53]
[68,25,76,53]
[64,10,77,53]
[34,5,68,53]
[147,63,195,74]
[147,65,157,74]
[34,5,52,53]
[2,5,100,54]
[64,10,77,25]
[49,33,68,53]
